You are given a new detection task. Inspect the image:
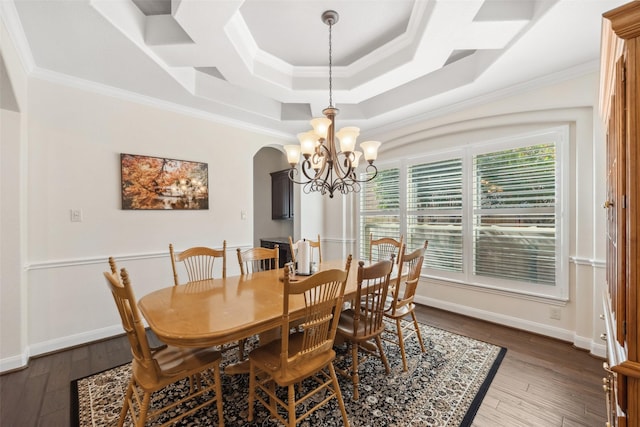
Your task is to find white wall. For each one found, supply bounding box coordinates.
[323,72,607,356]
[0,64,288,370]
[0,17,30,371]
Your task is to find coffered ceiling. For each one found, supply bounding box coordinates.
[1,0,627,139]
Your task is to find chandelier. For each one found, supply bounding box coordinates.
[284,10,381,198]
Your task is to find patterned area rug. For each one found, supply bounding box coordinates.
[72,321,505,426]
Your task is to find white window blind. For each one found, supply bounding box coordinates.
[359,167,401,260]
[357,126,567,299]
[407,158,463,272]
[472,143,557,285]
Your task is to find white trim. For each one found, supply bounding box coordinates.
[28,325,123,359]
[574,334,606,358]
[28,68,291,140]
[0,0,35,74]
[366,61,599,139]
[570,255,606,269]
[416,295,573,341]
[322,237,356,244]
[0,351,29,373]
[415,296,602,356]
[26,245,252,271]
[0,324,124,373]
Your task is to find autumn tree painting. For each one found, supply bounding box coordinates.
[121,154,209,210]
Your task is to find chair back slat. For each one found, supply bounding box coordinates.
[391,241,428,314]
[353,259,393,339]
[170,242,227,285]
[369,234,403,264]
[237,246,279,275]
[281,256,352,372]
[103,259,157,377]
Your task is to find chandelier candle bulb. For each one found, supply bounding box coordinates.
[284,145,301,165]
[336,126,360,153]
[310,117,331,139]
[297,132,317,157]
[361,140,381,162]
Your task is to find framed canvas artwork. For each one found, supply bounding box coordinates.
[120,153,209,210]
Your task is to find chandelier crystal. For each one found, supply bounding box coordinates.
[284,10,380,198]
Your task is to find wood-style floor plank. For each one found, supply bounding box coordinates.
[0,305,606,426]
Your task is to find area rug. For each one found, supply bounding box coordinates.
[71,321,505,426]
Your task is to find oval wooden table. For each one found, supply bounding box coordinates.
[138,259,360,349]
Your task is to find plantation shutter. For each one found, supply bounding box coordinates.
[472,143,557,285]
[407,158,463,272]
[359,167,401,259]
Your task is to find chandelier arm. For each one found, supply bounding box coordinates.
[348,164,379,184]
[330,151,357,181]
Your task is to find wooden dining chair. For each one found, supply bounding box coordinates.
[236,246,279,274]
[169,240,226,286]
[335,259,393,400]
[288,234,322,264]
[369,233,404,266]
[383,241,428,371]
[248,256,353,427]
[104,257,224,427]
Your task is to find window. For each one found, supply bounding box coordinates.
[473,144,557,286]
[359,127,568,300]
[359,168,401,259]
[407,158,463,273]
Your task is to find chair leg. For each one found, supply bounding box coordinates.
[268,380,276,412]
[411,311,426,352]
[375,335,391,374]
[248,362,255,421]
[238,338,246,360]
[329,362,350,426]
[213,365,225,427]
[118,379,134,427]
[396,318,408,372]
[288,384,296,427]
[351,342,360,401]
[137,391,152,427]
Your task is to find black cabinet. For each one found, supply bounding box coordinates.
[260,237,292,268]
[271,169,293,220]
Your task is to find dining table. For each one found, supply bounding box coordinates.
[138,259,366,350]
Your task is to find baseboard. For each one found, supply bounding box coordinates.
[0,351,29,373]
[0,324,124,373]
[415,295,604,357]
[29,325,123,357]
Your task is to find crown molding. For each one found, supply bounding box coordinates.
[366,59,600,142]
[29,67,292,140]
[0,0,34,74]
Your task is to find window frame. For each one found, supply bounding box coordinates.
[357,126,569,301]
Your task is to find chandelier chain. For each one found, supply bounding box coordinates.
[328,20,333,108]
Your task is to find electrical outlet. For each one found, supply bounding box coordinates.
[241,210,247,220]
[549,307,561,320]
[70,209,83,222]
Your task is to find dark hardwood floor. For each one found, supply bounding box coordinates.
[0,305,606,426]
